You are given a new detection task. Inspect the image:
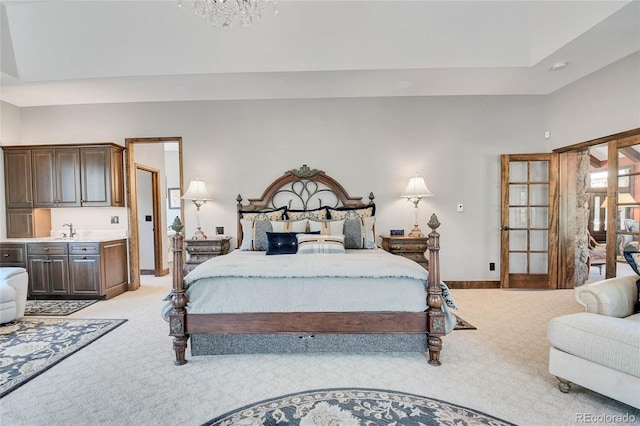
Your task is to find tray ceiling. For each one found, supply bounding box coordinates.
[1,0,638,106]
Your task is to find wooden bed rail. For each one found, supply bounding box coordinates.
[167,213,446,366]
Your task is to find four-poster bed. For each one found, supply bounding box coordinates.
[165,165,452,366]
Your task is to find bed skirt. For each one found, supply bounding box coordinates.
[190,333,428,355]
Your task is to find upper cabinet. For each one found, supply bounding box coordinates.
[4,149,33,209]
[80,146,125,207]
[4,143,125,210]
[32,147,81,208]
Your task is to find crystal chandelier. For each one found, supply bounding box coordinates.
[178,0,277,30]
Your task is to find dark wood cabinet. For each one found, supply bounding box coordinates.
[0,242,27,267]
[4,149,32,209]
[27,242,70,297]
[80,146,125,207]
[3,144,125,238]
[69,254,101,295]
[6,208,51,238]
[24,239,128,299]
[32,148,81,208]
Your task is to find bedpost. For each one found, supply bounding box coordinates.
[237,194,244,248]
[426,213,445,366]
[169,216,188,366]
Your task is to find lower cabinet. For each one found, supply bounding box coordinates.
[26,239,128,299]
[27,242,69,296]
[28,254,69,296]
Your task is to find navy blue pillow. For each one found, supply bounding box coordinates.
[622,251,640,313]
[266,232,298,255]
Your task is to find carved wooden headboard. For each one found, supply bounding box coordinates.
[236,164,375,247]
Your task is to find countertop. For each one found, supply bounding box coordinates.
[1,237,128,243]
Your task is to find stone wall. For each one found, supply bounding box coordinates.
[574,149,591,286]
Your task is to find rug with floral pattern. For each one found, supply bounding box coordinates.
[205,388,515,425]
[25,299,98,316]
[0,318,126,398]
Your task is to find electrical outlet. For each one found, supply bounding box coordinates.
[489,262,495,271]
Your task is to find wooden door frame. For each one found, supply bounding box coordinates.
[125,137,184,291]
[500,153,559,289]
[554,128,640,286]
[135,164,163,276]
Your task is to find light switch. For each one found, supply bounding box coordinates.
[457,203,464,212]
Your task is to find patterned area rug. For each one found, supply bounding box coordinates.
[0,318,126,398]
[204,388,515,425]
[454,314,476,330]
[25,299,98,316]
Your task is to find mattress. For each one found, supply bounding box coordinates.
[162,248,457,332]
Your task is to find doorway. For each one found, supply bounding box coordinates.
[135,165,162,275]
[555,128,640,288]
[500,153,559,289]
[125,137,183,290]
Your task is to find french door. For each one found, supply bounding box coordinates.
[500,153,558,289]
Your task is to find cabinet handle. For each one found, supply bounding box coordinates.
[81,256,87,260]
[3,254,8,257]
[82,248,87,251]
[43,248,49,251]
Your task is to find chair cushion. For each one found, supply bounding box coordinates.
[548,312,640,377]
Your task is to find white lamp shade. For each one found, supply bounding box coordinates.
[401,177,433,199]
[182,179,212,201]
[600,192,637,208]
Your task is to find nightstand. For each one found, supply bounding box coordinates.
[380,235,429,270]
[183,237,232,275]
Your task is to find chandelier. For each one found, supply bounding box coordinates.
[178,0,277,30]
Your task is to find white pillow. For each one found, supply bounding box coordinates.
[271,219,308,233]
[308,219,344,235]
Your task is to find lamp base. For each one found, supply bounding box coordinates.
[407,225,424,238]
[191,227,208,240]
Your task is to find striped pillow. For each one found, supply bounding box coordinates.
[297,234,346,254]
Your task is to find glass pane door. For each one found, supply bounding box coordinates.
[501,153,558,289]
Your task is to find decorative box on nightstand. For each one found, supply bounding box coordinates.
[380,235,429,270]
[183,237,232,275]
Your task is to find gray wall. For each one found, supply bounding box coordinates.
[1,54,638,281]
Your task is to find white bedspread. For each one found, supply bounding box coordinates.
[162,249,457,333]
[185,248,429,283]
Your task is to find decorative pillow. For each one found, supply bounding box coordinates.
[238,207,287,251]
[286,207,328,221]
[327,205,375,219]
[297,234,346,254]
[266,232,299,255]
[239,219,272,251]
[308,219,344,236]
[327,206,376,249]
[271,219,308,233]
[239,206,287,222]
[622,251,640,313]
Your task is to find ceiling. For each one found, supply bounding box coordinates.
[1,0,638,107]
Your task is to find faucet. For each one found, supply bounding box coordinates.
[63,223,77,238]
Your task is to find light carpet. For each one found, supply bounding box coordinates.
[0,318,127,398]
[24,300,98,316]
[0,275,638,426]
[205,388,515,425]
